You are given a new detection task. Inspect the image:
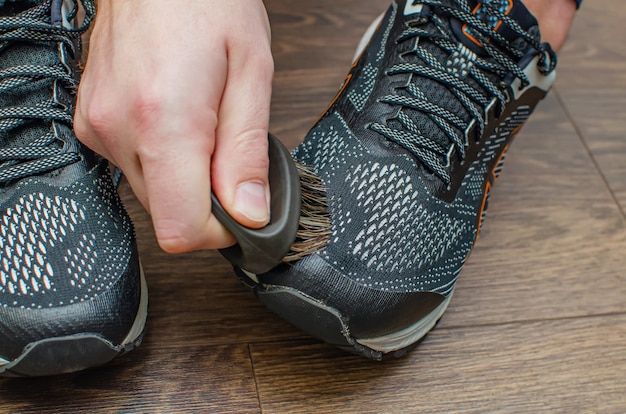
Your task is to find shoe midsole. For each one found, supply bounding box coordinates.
[356,290,453,353]
[121,264,149,346]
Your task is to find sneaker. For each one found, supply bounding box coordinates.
[0,0,147,377]
[237,0,557,359]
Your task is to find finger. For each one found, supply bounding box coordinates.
[211,40,274,230]
[73,91,117,164]
[74,83,152,210]
[139,126,235,253]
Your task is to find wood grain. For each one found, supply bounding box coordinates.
[445,92,626,328]
[250,314,626,413]
[0,344,260,413]
[555,0,626,212]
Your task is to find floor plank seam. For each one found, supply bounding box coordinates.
[553,87,626,221]
[247,343,265,414]
[241,313,626,349]
[247,336,319,348]
[437,309,626,332]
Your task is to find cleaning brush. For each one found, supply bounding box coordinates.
[211,133,330,274]
[282,161,331,262]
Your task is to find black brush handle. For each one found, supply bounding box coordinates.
[212,133,301,274]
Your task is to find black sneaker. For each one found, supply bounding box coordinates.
[237,0,557,359]
[0,0,147,377]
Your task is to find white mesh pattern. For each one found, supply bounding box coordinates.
[0,193,86,297]
[295,115,366,177]
[463,162,488,200]
[343,161,470,275]
[460,107,531,202]
[64,233,97,289]
[347,3,395,112]
[285,0,554,300]
[0,175,132,308]
[348,63,378,111]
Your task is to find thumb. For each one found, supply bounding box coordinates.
[213,128,271,229]
[211,18,274,229]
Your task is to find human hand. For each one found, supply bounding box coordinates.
[74,0,274,253]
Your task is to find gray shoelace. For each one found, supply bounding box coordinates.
[0,0,95,184]
[369,0,556,185]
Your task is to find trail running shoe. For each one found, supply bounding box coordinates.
[237,0,557,360]
[0,0,147,377]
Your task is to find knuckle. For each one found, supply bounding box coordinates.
[72,109,91,143]
[212,131,270,193]
[255,52,275,81]
[193,106,219,138]
[129,90,165,134]
[83,99,116,139]
[231,130,270,172]
[157,236,192,254]
[154,221,198,254]
[154,220,230,253]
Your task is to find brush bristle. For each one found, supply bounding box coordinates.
[282,161,331,262]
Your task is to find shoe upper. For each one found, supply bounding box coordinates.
[0,0,141,362]
[256,0,557,340]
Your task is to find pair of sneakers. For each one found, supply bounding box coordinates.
[0,0,556,376]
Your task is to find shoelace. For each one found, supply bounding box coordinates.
[369,0,556,185]
[0,0,95,184]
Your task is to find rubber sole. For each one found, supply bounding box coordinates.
[238,269,450,361]
[0,266,148,378]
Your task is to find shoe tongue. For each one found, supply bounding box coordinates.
[451,0,540,57]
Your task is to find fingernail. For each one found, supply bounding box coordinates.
[235,182,270,223]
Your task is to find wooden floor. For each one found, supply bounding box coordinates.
[2,1,625,412]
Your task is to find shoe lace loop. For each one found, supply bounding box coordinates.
[0,0,95,184]
[369,0,556,185]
